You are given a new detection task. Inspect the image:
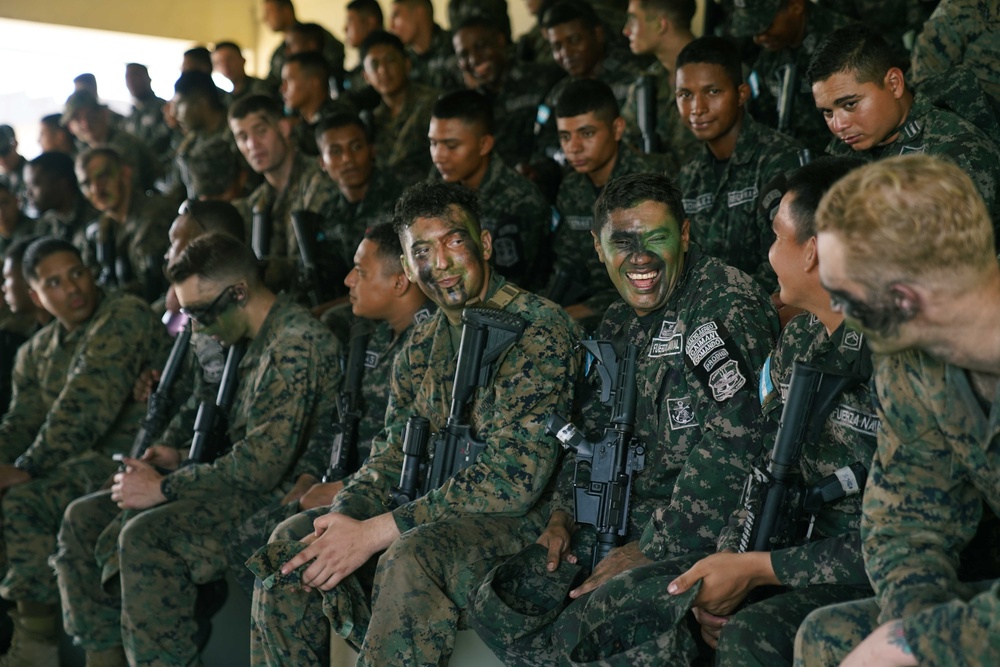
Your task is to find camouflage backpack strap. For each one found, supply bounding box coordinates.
[484,283,522,310]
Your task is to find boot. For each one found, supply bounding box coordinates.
[0,605,58,667]
[85,645,128,667]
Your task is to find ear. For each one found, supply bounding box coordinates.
[277,116,294,140]
[803,236,819,272]
[479,229,493,262]
[657,16,672,37]
[592,230,606,264]
[787,0,806,17]
[478,132,495,157]
[362,68,373,86]
[885,67,906,99]
[595,24,606,48]
[890,283,920,320]
[400,253,415,282]
[612,116,626,142]
[121,164,134,186]
[233,282,249,306]
[28,287,43,310]
[737,82,751,107]
[392,270,410,296]
[679,218,691,252]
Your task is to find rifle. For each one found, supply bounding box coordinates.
[777,62,798,133]
[389,307,527,505]
[737,361,867,554]
[87,216,117,288]
[635,74,659,154]
[251,197,271,261]
[129,324,193,460]
[546,341,645,569]
[389,416,431,507]
[323,319,375,483]
[188,342,247,463]
[290,210,333,307]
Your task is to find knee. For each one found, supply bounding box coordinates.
[270,509,319,542]
[717,605,778,663]
[794,606,840,667]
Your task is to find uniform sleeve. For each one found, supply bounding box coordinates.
[770,533,869,588]
[0,343,48,462]
[909,5,965,87]
[902,580,1000,667]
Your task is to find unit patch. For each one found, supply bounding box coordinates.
[709,359,747,402]
[667,397,698,430]
[364,350,379,369]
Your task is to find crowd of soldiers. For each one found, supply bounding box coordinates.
[0,0,997,665]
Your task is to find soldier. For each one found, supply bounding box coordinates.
[0,181,35,259]
[0,126,31,216]
[262,0,345,96]
[468,171,778,666]
[448,0,512,43]
[619,0,700,172]
[675,36,804,293]
[228,95,339,295]
[546,78,657,322]
[212,42,275,106]
[25,152,99,244]
[361,30,439,187]
[809,24,1000,244]
[37,115,76,157]
[517,0,559,65]
[429,89,551,290]
[62,89,160,192]
[730,0,853,153]
[0,239,51,417]
[172,70,239,202]
[793,155,1000,666]
[910,0,1000,102]
[342,0,384,100]
[248,180,581,666]
[0,238,168,666]
[124,63,174,173]
[316,113,403,270]
[281,51,348,157]
[73,74,128,131]
[389,0,463,91]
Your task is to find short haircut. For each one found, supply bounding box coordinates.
[432,90,494,135]
[455,16,505,40]
[348,0,384,24]
[393,0,433,12]
[74,73,97,89]
[166,231,259,287]
[229,94,284,123]
[22,237,83,282]
[364,221,404,273]
[542,0,599,30]
[315,112,371,144]
[40,114,65,130]
[214,41,243,56]
[816,154,996,287]
[676,36,743,90]
[782,157,864,243]
[285,50,332,83]
[287,21,326,47]
[807,24,903,86]
[28,152,77,186]
[184,46,214,71]
[638,0,696,30]
[593,172,685,235]
[76,146,124,174]
[173,71,225,110]
[125,63,149,74]
[182,200,247,241]
[4,236,42,266]
[555,78,620,123]
[393,179,482,234]
[360,30,406,62]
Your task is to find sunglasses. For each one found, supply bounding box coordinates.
[180,284,239,327]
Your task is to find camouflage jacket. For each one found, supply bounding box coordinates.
[230,76,274,106]
[101,127,161,193]
[553,247,779,561]
[323,166,404,269]
[516,24,557,66]
[333,272,582,533]
[484,60,565,169]
[175,123,239,200]
[38,195,99,246]
[747,3,854,153]
[621,60,701,173]
[863,348,1000,666]
[0,290,170,475]
[267,29,345,93]
[910,0,1000,102]
[716,314,877,589]
[126,96,173,165]
[292,98,355,158]
[408,25,463,92]
[0,213,37,258]
[678,113,803,292]
[161,296,342,502]
[372,83,439,187]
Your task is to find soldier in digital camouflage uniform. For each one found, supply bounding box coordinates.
[676,37,804,294]
[429,90,551,291]
[248,180,581,667]
[281,52,354,158]
[809,25,1000,246]
[172,71,241,201]
[26,152,99,245]
[469,171,779,666]
[124,64,175,175]
[793,155,1000,667]
[389,0,463,91]
[0,181,36,259]
[0,238,168,666]
[910,0,1000,102]
[546,79,656,322]
[731,0,854,154]
[262,0,345,96]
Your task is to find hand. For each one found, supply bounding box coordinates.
[536,510,578,572]
[667,551,777,616]
[111,458,167,510]
[299,480,344,510]
[279,512,400,591]
[564,304,596,321]
[691,606,730,649]
[569,541,651,599]
[0,465,31,492]
[133,368,160,403]
[280,474,319,506]
[140,445,181,471]
[839,620,918,667]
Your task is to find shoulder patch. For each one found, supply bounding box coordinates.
[667,396,698,430]
[364,350,380,369]
[685,320,755,404]
[759,355,777,408]
[682,194,714,214]
[727,187,759,208]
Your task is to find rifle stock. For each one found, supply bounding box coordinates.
[636,74,659,154]
[290,210,330,307]
[323,319,375,482]
[188,342,246,463]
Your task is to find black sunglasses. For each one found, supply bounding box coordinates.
[180,284,238,327]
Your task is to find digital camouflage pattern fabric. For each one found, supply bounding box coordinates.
[910,0,1000,101]
[484,60,565,169]
[407,25,463,92]
[371,82,439,187]
[621,61,701,174]
[175,124,239,200]
[322,167,404,270]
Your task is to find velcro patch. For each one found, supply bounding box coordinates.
[685,320,754,404]
[364,350,379,369]
[667,397,698,430]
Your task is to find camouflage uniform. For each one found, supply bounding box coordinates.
[1,155,32,216]
[98,126,161,194]
[0,212,37,258]
[746,4,854,153]
[37,194,99,246]
[469,247,780,666]
[230,76,275,106]
[249,272,582,667]
[371,82,439,187]
[516,23,557,65]
[548,143,657,313]
[175,123,239,200]
[911,0,1000,102]
[0,291,168,606]
[795,348,1000,666]
[678,113,804,292]
[407,25,463,92]
[621,61,701,173]
[322,167,404,270]
[484,61,565,169]
[267,29,345,95]
[292,98,355,158]
[126,96,173,169]
[448,0,511,41]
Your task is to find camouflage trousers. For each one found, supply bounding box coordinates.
[224,500,301,598]
[249,505,544,666]
[793,597,880,666]
[0,451,115,605]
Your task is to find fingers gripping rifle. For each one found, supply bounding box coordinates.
[323,319,376,483]
[737,361,867,555]
[188,343,247,464]
[390,307,527,506]
[129,324,193,460]
[546,341,645,569]
[636,74,659,154]
[290,210,332,307]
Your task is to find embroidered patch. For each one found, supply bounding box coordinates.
[686,321,724,365]
[759,355,776,408]
[727,187,759,208]
[364,350,379,369]
[685,320,754,404]
[842,330,863,351]
[682,194,714,214]
[648,334,683,358]
[899,144,926,155]
[413,307,433,326]
[709,359,747,402]
[667,397,698,430]
[830,404,880,437]
[566,215,593,232]
[492,237,520,267]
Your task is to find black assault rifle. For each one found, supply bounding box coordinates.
[129,324,193,460]
[777,62,798,134]
[738,361,867,555]
[251,198,271,261]
[546,341,645,569]
[87,216,118,288]
[290,210,334,307]
[636,74,659,154]
[389,307,527,506]
[188,342,247,463]
[323,319,375,482]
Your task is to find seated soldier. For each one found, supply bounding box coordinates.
[0,180,36,258]
[469,171,779,666]
[262,0,345,95]
[389,0,463,91]
[0,127,31,216]
[340,0,384,107]
[809,24,1000,243]
[676,36,804,293]
[729,0,854,153]
[173,70,242,201]
[124,63,174,181]
[794,156,1000,667]
[75,147,175,301]
[316,113,403,271]
[249,181,581,666]
[360,30,439,187]
[515,0,558,65]
[428,89,550,290]
[0,238,168,666]
[546,78,658,323]
[228,95,339,297]
[281,51,348,157]
[37,115,76,158]
[910,0,1000,102]
[212,42,275,106]
[26,152,98,244]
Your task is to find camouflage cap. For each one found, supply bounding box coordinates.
[729,0,782,38]
[62,90,104,125]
